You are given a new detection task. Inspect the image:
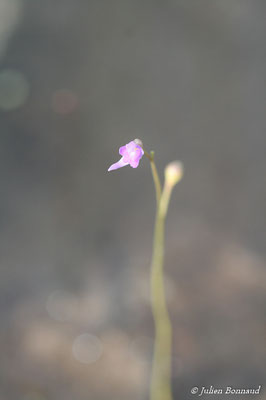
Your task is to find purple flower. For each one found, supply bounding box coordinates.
[108,140,144,171]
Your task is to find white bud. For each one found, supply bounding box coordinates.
[164,161,183,187]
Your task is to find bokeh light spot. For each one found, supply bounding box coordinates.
[0,69,29,110]
[72,333,103,364]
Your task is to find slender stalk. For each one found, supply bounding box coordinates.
[150,154,162,206]
[149,161,173,400]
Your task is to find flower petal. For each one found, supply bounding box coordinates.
[132,147,143,161]
[119,145,127,156]
[108,157,129,171]
[130,159,141,168]
[126,141,137,152]
[128,147,144,167]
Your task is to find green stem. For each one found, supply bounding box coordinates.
[150,154,162,207]
[149,161,173,400]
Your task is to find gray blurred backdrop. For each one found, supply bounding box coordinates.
[0,1,266,399]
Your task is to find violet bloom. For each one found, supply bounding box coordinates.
[108,140,144,171]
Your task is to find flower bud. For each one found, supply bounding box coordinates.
[164,161,183,187]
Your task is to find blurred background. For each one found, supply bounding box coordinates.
[0,1,265,399]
